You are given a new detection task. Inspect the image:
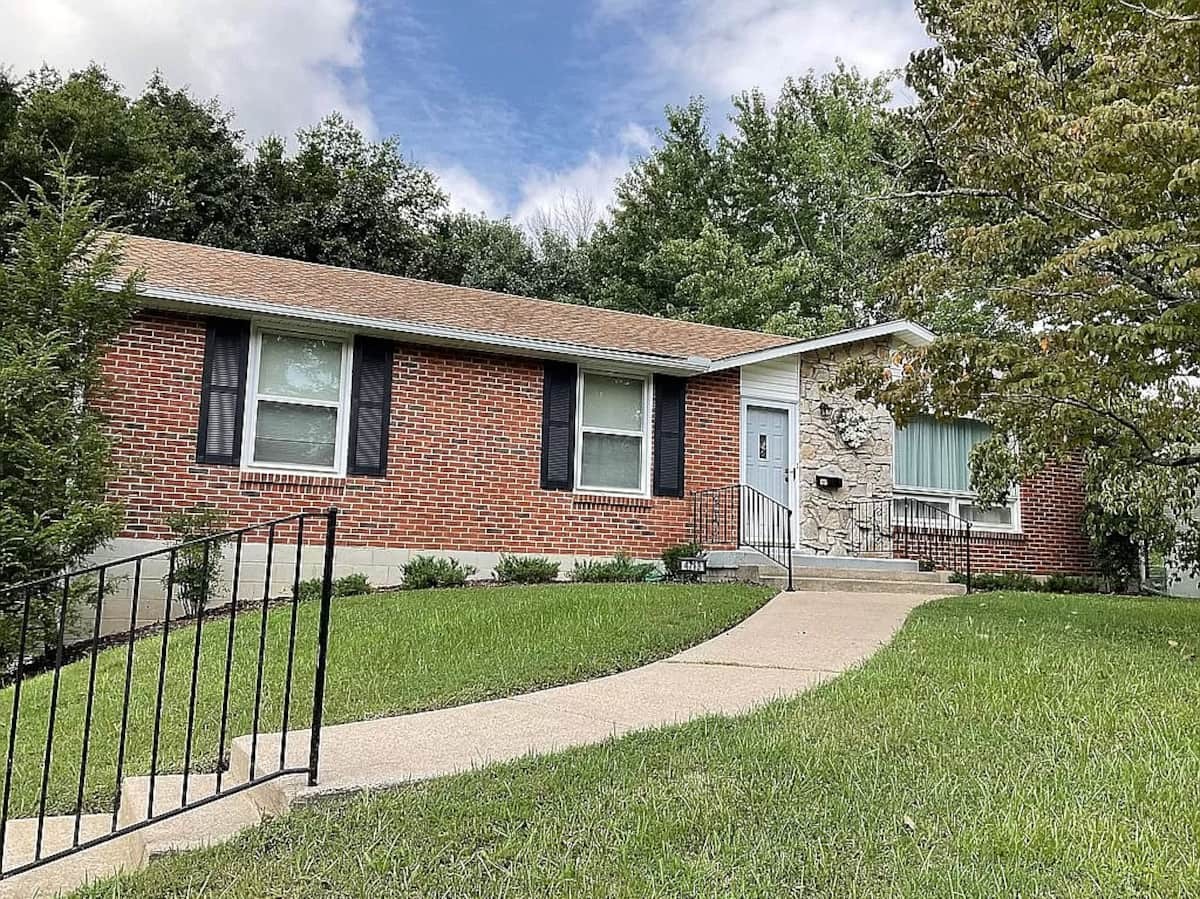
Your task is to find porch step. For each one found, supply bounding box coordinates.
[118,774,265,858]
[760,574,966,596]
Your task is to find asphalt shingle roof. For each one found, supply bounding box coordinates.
[112,233,797,362]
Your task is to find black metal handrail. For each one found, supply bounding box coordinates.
[691,484,793,590]
[849,496,972,591]
[0,508,338,879]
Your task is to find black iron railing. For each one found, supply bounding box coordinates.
[691,484,793,590]
[0,508,338,879]
[849,497,972,590]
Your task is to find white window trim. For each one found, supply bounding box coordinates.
[890,419,1021,533]
[574,369,652,497]
[892,487,1022,534]
[242,324,354,477]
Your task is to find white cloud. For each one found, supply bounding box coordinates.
[649,0,927,100]
[510,151,630,227]
[509,122,654,226]
[434,164,504,217]
[0,0,373,142]
[599,0,928,111]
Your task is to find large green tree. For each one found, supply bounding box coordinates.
[590,67,915,335]
[0,66,246,244]
[225,113,446,273]
[0,65,581,298]
[845,0,1200,578]
[0,165,139,657]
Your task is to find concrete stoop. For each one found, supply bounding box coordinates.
[703,552,967,596]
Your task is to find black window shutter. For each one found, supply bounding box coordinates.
[348,336,394,476]
[653,375,687,497]
[540,361,577,490]
[196,319,250,465]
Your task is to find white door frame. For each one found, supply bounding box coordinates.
[739,397,799,547]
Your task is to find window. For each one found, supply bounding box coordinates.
[893,415,1017,530]
[576,372,649,494]
[246,330,349,472]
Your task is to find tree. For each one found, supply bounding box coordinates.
[0,163,140,659]
[0,65,246,243]
[229,114,446,274]
[589,68,915,333]
[843,0,1200,576]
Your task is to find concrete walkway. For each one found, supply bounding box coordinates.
[244,589,927,797]
[3,589,930,897]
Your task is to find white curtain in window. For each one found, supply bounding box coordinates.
[894,415,991,492]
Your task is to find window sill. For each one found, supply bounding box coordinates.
[572,493,654,512]
[239,470,347,495]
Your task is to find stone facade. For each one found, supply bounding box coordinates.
[797,339,895,555]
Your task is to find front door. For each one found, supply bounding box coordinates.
[743,405,791,547]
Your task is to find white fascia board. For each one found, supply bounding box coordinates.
[706,320,937,372]
[119,283,711,375]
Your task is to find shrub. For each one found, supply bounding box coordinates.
[297,572,374,603]
[494,554,560,584]
[164,506,228,616]
[1042,573,1101,594]
[661,543,701,579]
[401,555,475,589]
[950,570,1103,594]
[950,570,1040,592]
[572,554,657,583]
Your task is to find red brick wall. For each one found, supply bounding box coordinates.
[893,460,1094,576]
[95,310,740,556]
[967,460,1094,575]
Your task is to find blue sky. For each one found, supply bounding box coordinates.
[4,0,930,222]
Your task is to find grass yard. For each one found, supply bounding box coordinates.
[80,591,1200,898]
[0,582,770,819]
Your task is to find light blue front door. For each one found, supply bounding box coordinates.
[743,405,790,544]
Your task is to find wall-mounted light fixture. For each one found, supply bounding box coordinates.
[817,401,832,420]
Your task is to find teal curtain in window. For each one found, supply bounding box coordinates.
[894,416,991,492]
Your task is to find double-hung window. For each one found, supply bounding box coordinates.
[246,330,350,473]
[893,415,1018,530]
[576,372,650,494]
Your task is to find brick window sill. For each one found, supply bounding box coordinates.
[239,471,348,495]
[572,493,654,512]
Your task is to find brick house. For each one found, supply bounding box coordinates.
[90,233,1093,617]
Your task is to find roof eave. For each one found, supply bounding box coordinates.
[115,283,713,374]
[705,320,937,372]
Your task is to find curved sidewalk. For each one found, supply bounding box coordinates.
[249,589,930,798]
[1,589,933,897]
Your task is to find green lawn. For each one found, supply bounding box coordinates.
[79,591,1200,898]
[0,583,770,819]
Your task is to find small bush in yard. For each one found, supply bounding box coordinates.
[164,505,228,616]
[494,554,560,584]
[402,555,476,589]
[661,543,701,579]
[572,554,657,583]
[950,570,1103,594]
[297,573,373,603]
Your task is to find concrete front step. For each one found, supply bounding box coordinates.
[118,774,265,858]
[0,776,274,896]
[760,575,966,596]
[772,566,951,583]
[0,814,142,898]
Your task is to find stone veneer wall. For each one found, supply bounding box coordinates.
[797,339,895,555]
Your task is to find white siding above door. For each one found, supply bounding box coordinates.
[740,357,800,403]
